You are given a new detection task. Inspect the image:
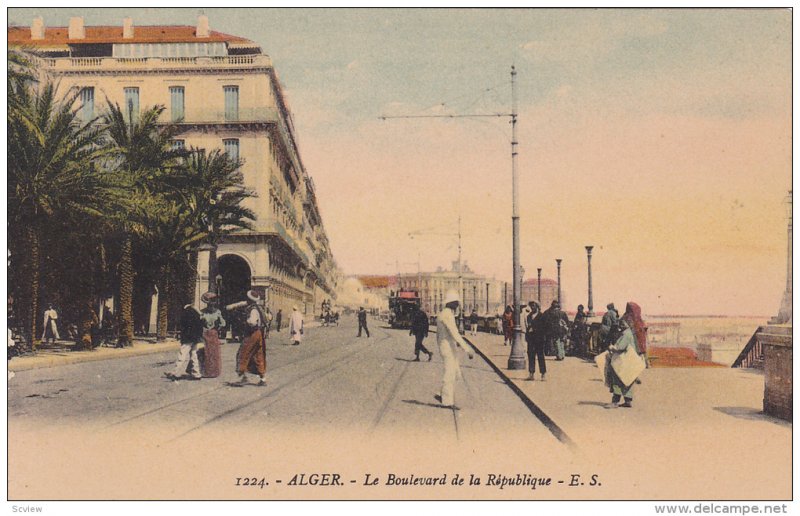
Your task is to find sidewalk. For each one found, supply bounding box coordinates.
[465,330,792,499]
[8,339,180,372]
[9,319,325,373]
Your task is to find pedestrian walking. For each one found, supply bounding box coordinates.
[570,304,589,355]
[236,290,268,385]
[525,301,547,381]
[288,305,304,346]
[199,292,226,378]
[434,290,475,409]
[542,300,569,360]
[357,306,370,338]
[502,305,514,345]
[263,306,273,339]
[622,301,648,367]
[410,307,433,361]
[165,304,204,381]
[41,304,60,345]
[495,314,503,335]
[600,302,620,347]
[602,318,646,408]
[469,309,479,336]
[275,309,282,332]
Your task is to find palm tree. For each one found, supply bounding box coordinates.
[187,148,257,296]
[8,77,110,350]
[101,102,184,346]
[148,148,255,340]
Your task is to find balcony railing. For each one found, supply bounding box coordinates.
[173,106,281,125]
[38,54,272,71]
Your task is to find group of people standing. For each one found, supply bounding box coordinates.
[522,300,570,381]
[166,290,305,386]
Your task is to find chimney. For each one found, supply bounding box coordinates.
[196,14,209,38]
[68,16,85,40]
[123,17,134,39]
[31,16,45,40]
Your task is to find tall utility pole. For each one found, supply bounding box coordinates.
[381,66,520,346]
[507,66,525,370]
[585,246,594,316]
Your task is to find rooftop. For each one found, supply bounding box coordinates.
[7,24,255,46]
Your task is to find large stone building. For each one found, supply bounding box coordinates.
[395,262,505,316]
[9,15,339,316]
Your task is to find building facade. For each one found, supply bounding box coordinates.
[9,15,339,316]
[395,263,505,316]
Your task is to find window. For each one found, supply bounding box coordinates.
[224,85,239,121]
[123,87,139,124]
[78,87,94,124]
[171,139,185,151]
[223,138,240,163]
[169,86,184,122]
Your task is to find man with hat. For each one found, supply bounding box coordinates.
[600,302,620,347]
[542,300,570,361]
[166,304,204,381]
[434,290,475,409]
[236,289,268,385]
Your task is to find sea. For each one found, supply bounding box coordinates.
[644,315,770,366]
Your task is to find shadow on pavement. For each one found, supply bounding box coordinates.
[577,401,608,408]
[713,406,792,427]
[402,399,459,411]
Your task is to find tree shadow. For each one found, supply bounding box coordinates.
[713,406,792,427]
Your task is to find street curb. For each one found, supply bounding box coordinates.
[8,340,180,372]
[464,335,577,449]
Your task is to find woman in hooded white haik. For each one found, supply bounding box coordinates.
[288,306,304,346]
[435,290,475,409]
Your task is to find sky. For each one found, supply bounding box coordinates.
[6,7,792,316]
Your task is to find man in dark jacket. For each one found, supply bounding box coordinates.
[357,306,370,338]
[166,305,204,380]
[543,300,570,360]
[410,307,433,361]
[525,301,547,381]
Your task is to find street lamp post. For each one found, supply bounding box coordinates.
[472,284,477,312]
[537,268,542,305]
[585,246,594,316]
[556,259,562,305]
[485,282,490,313]
[507,66,526,370]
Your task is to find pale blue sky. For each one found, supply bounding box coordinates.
[7,8,792,315]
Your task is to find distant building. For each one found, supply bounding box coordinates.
[9,15,339,317]
[518,278,563,309]
[395,262,504,315]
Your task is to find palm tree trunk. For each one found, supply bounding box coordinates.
[26,225,40,352]
[156,265,170,341]
[117,235,134,346]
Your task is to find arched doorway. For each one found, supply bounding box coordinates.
[217,254,252,308]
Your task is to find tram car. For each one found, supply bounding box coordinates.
[388,289,421,329]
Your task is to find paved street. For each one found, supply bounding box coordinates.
[9,317,577,500]
[9,318,790,501]
[9,318,557,445]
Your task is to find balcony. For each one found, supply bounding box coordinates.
[36,54,273,72]
[172,106,281,125]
